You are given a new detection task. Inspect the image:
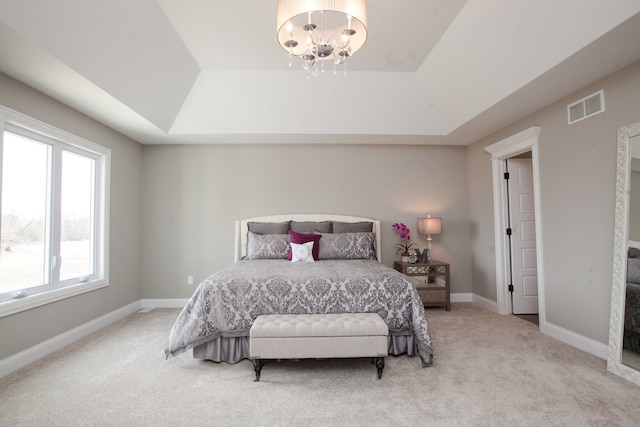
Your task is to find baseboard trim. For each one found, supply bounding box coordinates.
[0,300,141,379]
[141,298,188,308]
[543,320,608,360]
[451,293,473,303]
[471,293,499,313]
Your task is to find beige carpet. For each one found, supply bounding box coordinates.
[1,303,640,426]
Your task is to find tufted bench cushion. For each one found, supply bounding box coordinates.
[249,312,388,381]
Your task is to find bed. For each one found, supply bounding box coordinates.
[624,241,640,353]
[164,214,434,367]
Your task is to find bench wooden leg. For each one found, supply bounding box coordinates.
[252,359,264,382]
[375,357,385,379]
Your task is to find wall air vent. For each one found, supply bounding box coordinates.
[567,90,605,125]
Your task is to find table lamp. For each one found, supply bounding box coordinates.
[417,215,442,262]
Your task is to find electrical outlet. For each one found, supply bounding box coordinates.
[187,276,194,285]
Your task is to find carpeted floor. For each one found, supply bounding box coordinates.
[1,303,640,426]
[514,313,539,326]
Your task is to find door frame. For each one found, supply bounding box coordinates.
[485,127,546,332]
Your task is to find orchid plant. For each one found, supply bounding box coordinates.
[392,223,415,255]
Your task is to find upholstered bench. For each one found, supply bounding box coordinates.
[249,312,389,381]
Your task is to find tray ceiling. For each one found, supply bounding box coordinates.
[0,0,639,145]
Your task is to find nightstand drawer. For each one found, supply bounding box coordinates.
[404,265,448,275]
[405,265,430,274]
[416,289,447,304]
[407,276,446,289]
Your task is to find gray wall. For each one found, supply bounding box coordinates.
[141,144,472,299]
[466,140,499,303]
[0,73,143,360]
[466,60,640,344]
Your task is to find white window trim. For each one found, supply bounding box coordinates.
[0,105,110,318]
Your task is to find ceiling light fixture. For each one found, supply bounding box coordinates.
[276,0,368,76]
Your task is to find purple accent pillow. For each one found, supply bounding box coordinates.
[288,230,321,260]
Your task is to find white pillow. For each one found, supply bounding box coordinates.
[290,241,315,262]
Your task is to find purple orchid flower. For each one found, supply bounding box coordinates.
[392,222,415,255]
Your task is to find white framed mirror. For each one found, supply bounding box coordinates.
[607,120,640,385]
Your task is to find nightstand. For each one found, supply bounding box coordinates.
[394,260,450,311]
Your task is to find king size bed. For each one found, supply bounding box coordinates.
[164,214,434,367]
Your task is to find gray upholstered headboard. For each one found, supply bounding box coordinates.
[235,214,382,263]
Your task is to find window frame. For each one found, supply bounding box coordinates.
[0,106,110,318]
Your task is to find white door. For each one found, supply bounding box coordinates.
[507,158,539,314]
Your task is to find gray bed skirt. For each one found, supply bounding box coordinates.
[192,329,430,365]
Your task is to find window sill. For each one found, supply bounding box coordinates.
[0,280,108,318]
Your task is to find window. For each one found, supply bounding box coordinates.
[0,106,110,317]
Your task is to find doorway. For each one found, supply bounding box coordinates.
[484,127,546,332]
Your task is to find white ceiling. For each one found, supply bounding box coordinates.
[0,0,639,146]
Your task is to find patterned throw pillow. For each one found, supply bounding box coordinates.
[332,221,373,233]
[290,242,315,262]
[245,232,290,259]
[288,231,321,260]
[318,232,376,260]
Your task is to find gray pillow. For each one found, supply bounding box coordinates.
[629,247,640,259]
[245,232,290,259]
[318,232,376,260]
[628,258,640,285]
[247,221,290,235]
[332,221,373,233]
[290,221,332,233]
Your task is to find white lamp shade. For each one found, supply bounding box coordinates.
[276,0,368,58]
[418,217,442,235]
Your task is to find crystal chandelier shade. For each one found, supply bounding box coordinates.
[276,0,368,74]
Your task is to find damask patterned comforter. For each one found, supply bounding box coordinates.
[165,259,434,366]
[625,282,640,347]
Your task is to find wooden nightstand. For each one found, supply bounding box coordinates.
[394,260,450,311]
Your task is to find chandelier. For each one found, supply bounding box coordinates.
[276,0,368,75]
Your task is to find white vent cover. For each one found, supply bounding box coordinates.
[567,90,605,124]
